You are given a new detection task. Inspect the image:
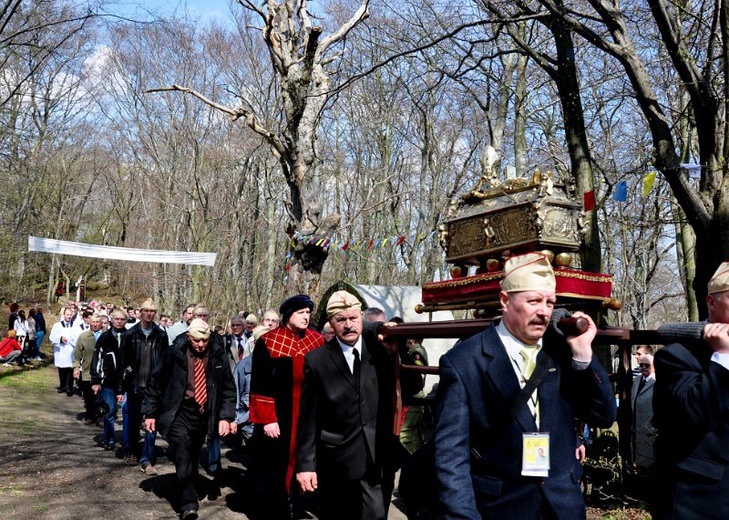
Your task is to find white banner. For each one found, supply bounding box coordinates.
[28,236,216,266]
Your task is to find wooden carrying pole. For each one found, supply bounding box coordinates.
[380,317,682,436]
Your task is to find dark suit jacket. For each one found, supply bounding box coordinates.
[142,339,237,438]
[653,341,729,519]
[630,374,656,469]
[434,325,616,519]
[295,328,395,481]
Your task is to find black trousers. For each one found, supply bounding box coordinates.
[319,470,388,520]
[252,427,293,519]
[57,367,73,392]
[77,379,96,417]
[167,401,208,513]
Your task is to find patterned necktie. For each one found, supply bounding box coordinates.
[193,356,207,412]
[238,338,244,361]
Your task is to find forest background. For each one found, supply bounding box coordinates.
[1,0,724,329]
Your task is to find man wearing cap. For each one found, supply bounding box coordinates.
[116,298,168,474]
[183,304,229,476]
[142,318,236,520]
[295,290,397,520]
[653,261,729,519]
[250,294,325,519]
[243,313,258,341]
[242,309,281,358]
[433,252,616,519]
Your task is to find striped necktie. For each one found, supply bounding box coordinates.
[194,356,207,412]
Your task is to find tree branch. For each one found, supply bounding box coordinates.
[318,0,369,56]
[145,84,287,159]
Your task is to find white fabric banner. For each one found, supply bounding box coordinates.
[28,236,216,266]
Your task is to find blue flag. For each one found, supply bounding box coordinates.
[613,181,627,202]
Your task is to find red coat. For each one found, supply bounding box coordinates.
[0,337,21,358]
[250,325,324,491]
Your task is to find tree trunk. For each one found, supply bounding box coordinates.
[547,19,601,273]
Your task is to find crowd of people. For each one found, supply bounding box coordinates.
[16,292,427,519]
[0,303,45,365]
[5,254,729,520]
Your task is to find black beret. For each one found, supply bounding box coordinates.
[279,294,314,324]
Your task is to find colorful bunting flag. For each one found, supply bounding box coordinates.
[613,181,627,202]
[643,171,657,196]
[583,190,596,212]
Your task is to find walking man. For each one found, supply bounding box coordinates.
[296,291,397,520]
[91,309,127,450]
[143,318,236,520]
[117,299,168,474]
[73,314,103,425]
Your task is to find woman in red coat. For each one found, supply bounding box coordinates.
[0,330,23,365]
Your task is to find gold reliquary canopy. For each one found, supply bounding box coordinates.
[439,169,586,268]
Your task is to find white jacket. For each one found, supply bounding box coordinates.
[49,321,79,368]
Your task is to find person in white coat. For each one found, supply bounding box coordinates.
[49,307,79,396]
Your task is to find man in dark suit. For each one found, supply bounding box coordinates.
[295,290,396,520]
[653,261,729,520]
[434,252,617,519]
[630,353,656,474]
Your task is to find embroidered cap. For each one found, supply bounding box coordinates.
[187,318,211,340]
[500,253,556,293]
[326,290,362,319]
[140,298,156,311]
[708,261,729,295]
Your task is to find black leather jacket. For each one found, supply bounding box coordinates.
[117,322,168,395]
[90,328,126,388]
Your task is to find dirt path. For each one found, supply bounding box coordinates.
[0,363,410,520]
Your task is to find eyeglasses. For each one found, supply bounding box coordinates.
[638,363,652,367]
[230,323,243,327]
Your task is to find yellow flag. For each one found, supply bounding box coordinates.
[643,171,657,196]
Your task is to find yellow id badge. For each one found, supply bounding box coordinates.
[522,432,550,477]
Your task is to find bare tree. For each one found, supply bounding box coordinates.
[147,0,374,297]
[524,0,729,317]
[0,0,97,301]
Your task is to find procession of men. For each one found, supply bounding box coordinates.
[6,255,729,519]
